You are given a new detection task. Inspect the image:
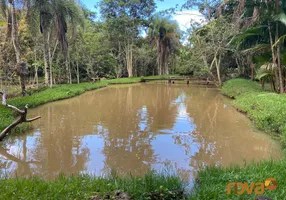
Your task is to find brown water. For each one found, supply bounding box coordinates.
[0,83,282,181]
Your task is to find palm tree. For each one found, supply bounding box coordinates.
[28,0,83,86]
[228,0,286,93]
[149,15,180,75]
[256,63,277,91]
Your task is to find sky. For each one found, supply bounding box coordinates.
[80,0,205,33]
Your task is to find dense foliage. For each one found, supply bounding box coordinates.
[183,0,286,89]
[0,0,181,95]
[2,0,286,94]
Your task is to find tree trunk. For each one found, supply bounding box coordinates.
[50,39,58,87]
[65,59,69,83]
[215,55,222,87]
[261,79,265,90]
[65,55,72,84]
[76,60,80,84]
[157,39,162,75]
[34,66,38,88]
[43,29,51,87]
[10,0,26,96]
[268,22,278,92]
[247,55,255,81]
[161,40,169,75]
[10,0,20,63]
[274,70,279,93]
[126,42,133,78]
[69,58,72,84]
[275,0,284,93]
[276,42,283,93]
[251,62,254,81]
[272,78,276,92]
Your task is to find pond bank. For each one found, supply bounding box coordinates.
[189,78,286,199]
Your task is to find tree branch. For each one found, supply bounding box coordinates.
[26,116,41,122]
[0,91,41,141]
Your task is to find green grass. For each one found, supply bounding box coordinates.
[221,78,286,147]
[106,77,142,84]
[189,78,286,199]
[220,78,263,98]
[189,159,286,200]
[0,171,185,200]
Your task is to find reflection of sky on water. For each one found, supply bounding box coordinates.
[80,135,105,176]
[151,93,198,181]
[73,92,199,179]
[0,84,282,182]
[138,106,148,131]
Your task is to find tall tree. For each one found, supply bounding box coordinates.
[100,0,156,77]
[28,0,83,86]
[149,15,180,75]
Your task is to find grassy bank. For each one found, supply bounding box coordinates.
[221,79,286,147]
[189,79,286,199]
[0,171,185,200]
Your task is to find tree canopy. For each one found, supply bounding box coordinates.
[1,0,286,94]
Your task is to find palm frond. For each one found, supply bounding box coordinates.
[241,43,270,54]
[277,12,286,26]
[260,62,277,71]
[273,34,286,47]
[228,25,266,47]
[256,71,274,80]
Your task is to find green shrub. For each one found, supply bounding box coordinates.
[221,78,262,98]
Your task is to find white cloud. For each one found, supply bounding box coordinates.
[173,10,206,32]
[172,10,206,45]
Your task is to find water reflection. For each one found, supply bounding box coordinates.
[0,83,282,180]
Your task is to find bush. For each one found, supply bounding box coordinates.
[220,78,262,98]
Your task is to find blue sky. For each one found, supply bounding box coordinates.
[80,0,185,13]
[79,0,205,33]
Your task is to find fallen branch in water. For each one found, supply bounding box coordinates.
[0,91,41,141]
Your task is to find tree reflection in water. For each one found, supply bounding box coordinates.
[0,83,281,180]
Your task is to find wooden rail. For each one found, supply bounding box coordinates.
[141,76,214,85]
[90,77,101,82]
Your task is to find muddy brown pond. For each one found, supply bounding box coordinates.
[0,83,282,181]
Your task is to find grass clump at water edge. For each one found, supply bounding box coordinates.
[0,171,185,200]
